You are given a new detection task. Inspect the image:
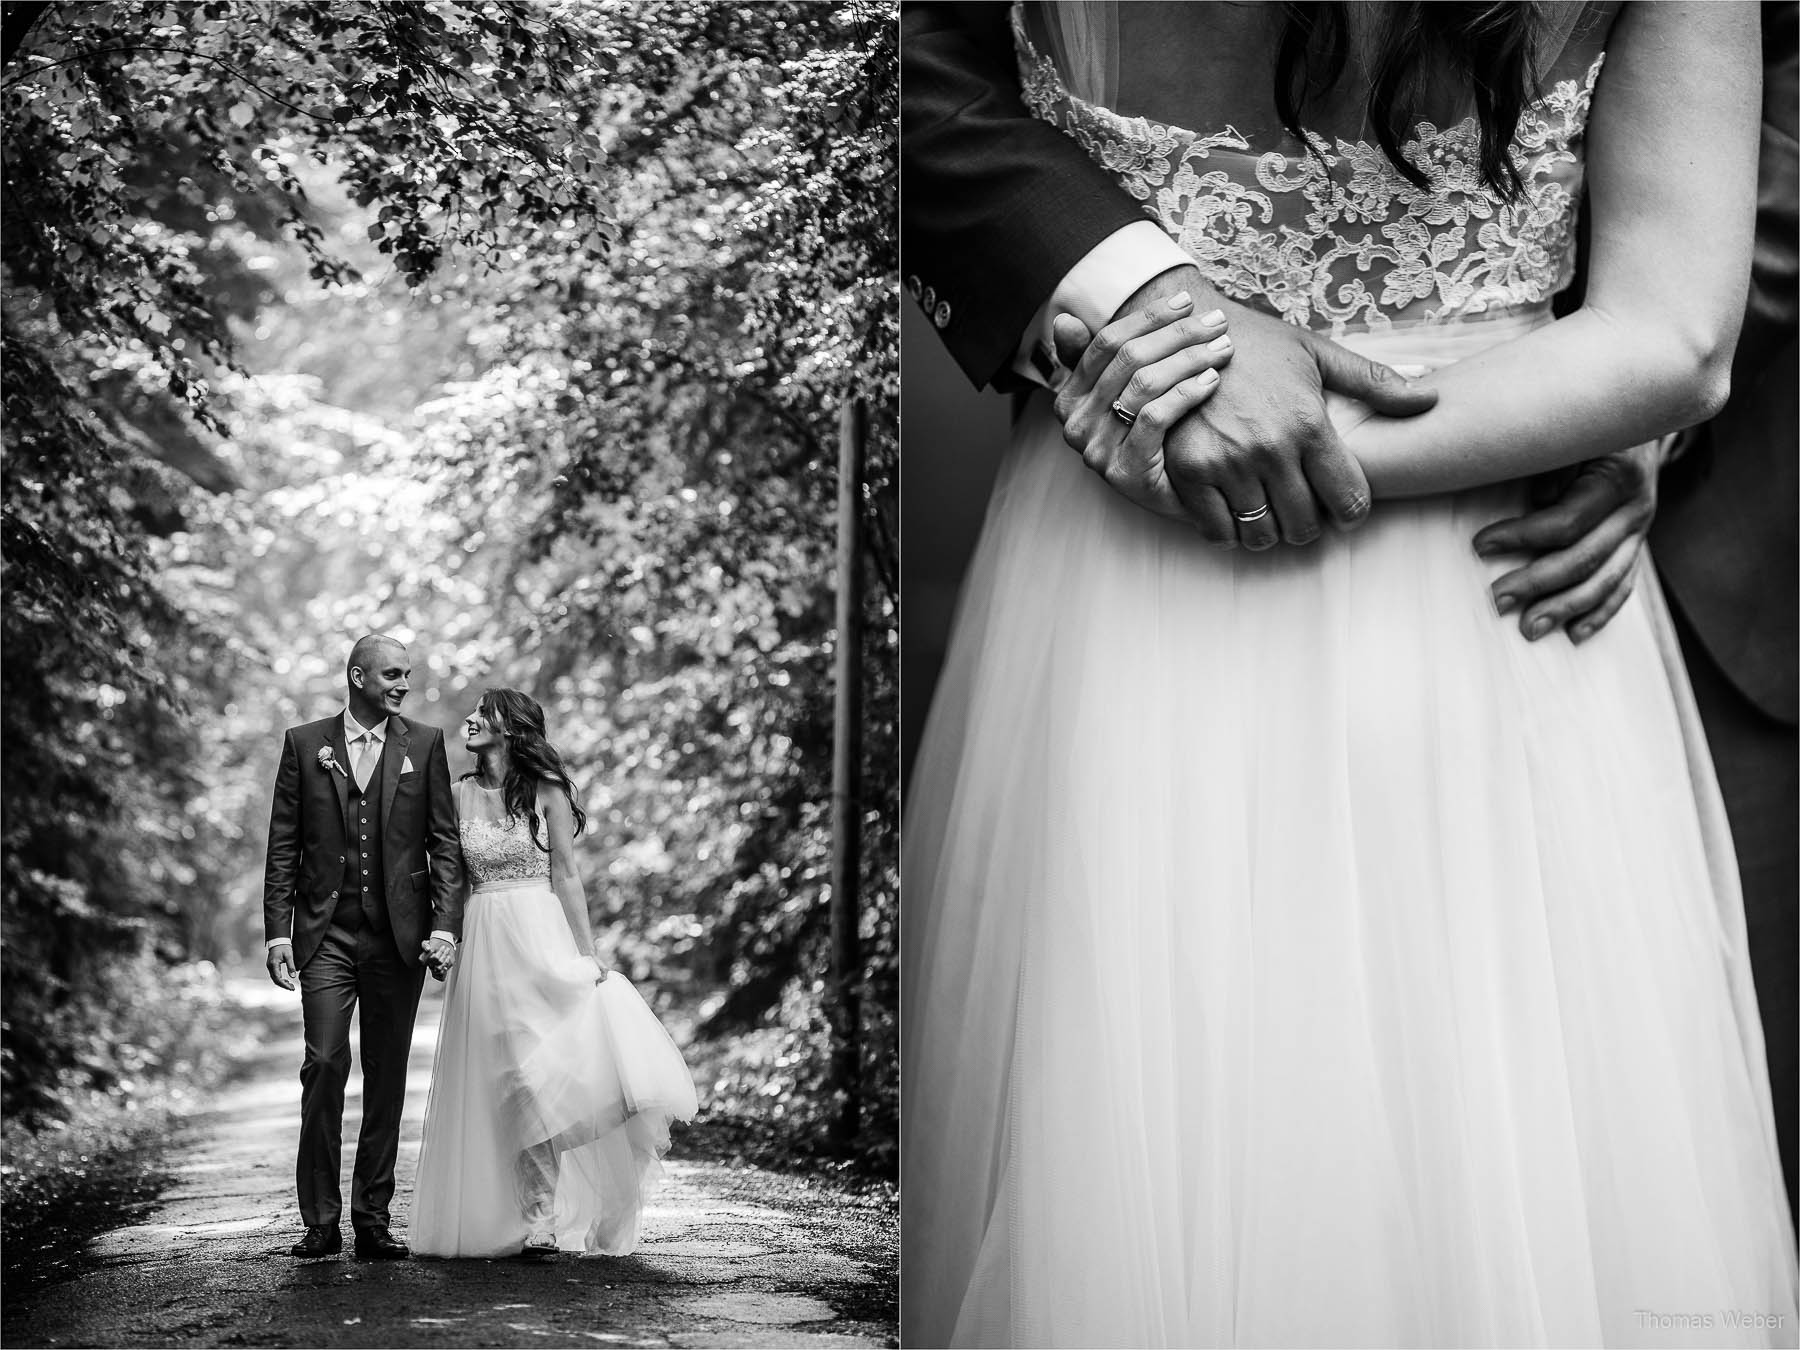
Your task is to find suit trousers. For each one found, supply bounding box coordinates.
[296,912,425,1230]
[1671,598,1798,1231]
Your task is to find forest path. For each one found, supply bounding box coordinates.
[4,979,896,1349]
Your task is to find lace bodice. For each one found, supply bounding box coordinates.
[457,779,552,886]
[1013,8,1605,338]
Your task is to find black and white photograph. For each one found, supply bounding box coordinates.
[900,2,1797,1346]
[2,1,897,1345]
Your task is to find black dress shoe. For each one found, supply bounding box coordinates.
[290,1225,342,1258]
[353,1225,410,1260]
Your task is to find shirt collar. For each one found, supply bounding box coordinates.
[342,707,389,743]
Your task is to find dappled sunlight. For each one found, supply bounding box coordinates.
[4,9,895,1340]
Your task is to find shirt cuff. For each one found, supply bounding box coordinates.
[266,937,291,951]
[429,930,458,946]
[1011,221,1195,388]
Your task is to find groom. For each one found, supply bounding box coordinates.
[263,634,464,1259]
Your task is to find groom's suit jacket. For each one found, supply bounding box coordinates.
[903,1,1148,390]
[1650,0,1797,727]
[263,713,463,971]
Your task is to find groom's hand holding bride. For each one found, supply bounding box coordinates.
[1054,271,1658,641]
[1051,263,1439,550]
[1471,439,1664,645]
[421,935,457,981]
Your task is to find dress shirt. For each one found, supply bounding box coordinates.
[343,706,388,781]
[1012,220,1194,387]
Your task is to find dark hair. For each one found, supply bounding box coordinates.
[466,688,587,852]
[1273,2,1545,200]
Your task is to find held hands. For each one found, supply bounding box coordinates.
[1050,265,1438,549]
[1471,438,1667,645]
[1050,292,1236,525]
[1055,270,1660,641]
[266,942,297,991]
[421,936,458,981]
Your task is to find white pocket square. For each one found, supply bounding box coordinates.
[401,757,416,774]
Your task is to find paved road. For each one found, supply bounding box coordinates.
[4,980,896,1349]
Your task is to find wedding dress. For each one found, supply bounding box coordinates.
[412,779,697,1257]
[902,6,1800,1346]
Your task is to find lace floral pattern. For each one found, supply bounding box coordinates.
[460,789,551,886]
[1014,14,1604,336]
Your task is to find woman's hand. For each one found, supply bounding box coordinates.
[588,952,610,984]
[1050,290,1431,548]
[1049,291,1237,527]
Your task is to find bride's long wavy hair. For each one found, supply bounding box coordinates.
[1274,2,1547,200]
[466,688,587,853]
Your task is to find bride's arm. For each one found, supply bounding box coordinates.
[540,784,602,970]
[1346,1,1760,498]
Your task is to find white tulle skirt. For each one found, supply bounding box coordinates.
[413,879,698,1258]
[901,318,1799,1347]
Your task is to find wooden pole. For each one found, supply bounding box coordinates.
[828,396,866,1149]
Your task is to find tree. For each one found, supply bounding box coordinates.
[1,0,614,1119]
[381,0,899,1162]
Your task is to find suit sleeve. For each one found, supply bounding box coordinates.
[425,731,465,940]
[263,730,301,946]
[1730,0,1798,388]
[902,0,1151,388]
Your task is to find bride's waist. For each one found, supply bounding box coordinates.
[1327,306,1553,375]
[469,875,552,896]
[1319,309,1552,446]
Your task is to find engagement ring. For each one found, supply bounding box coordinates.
[1110,400,1137,427]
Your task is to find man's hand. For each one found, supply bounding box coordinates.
[266,942,297,991]
[1471,439,1665,644]
[421,936,457,981]
[1055,264,1437,547]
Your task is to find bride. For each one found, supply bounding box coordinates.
[412,689,697,1258]
[903,2,1799,1345]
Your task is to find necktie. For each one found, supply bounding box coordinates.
[353,732,377,792]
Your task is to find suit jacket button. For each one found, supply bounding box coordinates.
[329,891,338,901]
[921,284,937,311]
[934,301,952,329]
[906,274,922,299]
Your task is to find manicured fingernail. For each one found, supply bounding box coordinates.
[1525,616,1552,640]
[1199,308,1224,325]
[1207,333,1231,351]
[1492,592,1517,615]
[1570,623,1593,644]
[1167,291,1192,310]
[1195,368,1220,386]
[1473,539,1500,558]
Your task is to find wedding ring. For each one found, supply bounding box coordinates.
[1110,400,1137,427]
[1232,503,1271,523]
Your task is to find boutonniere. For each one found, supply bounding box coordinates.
[316,746,347,777]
